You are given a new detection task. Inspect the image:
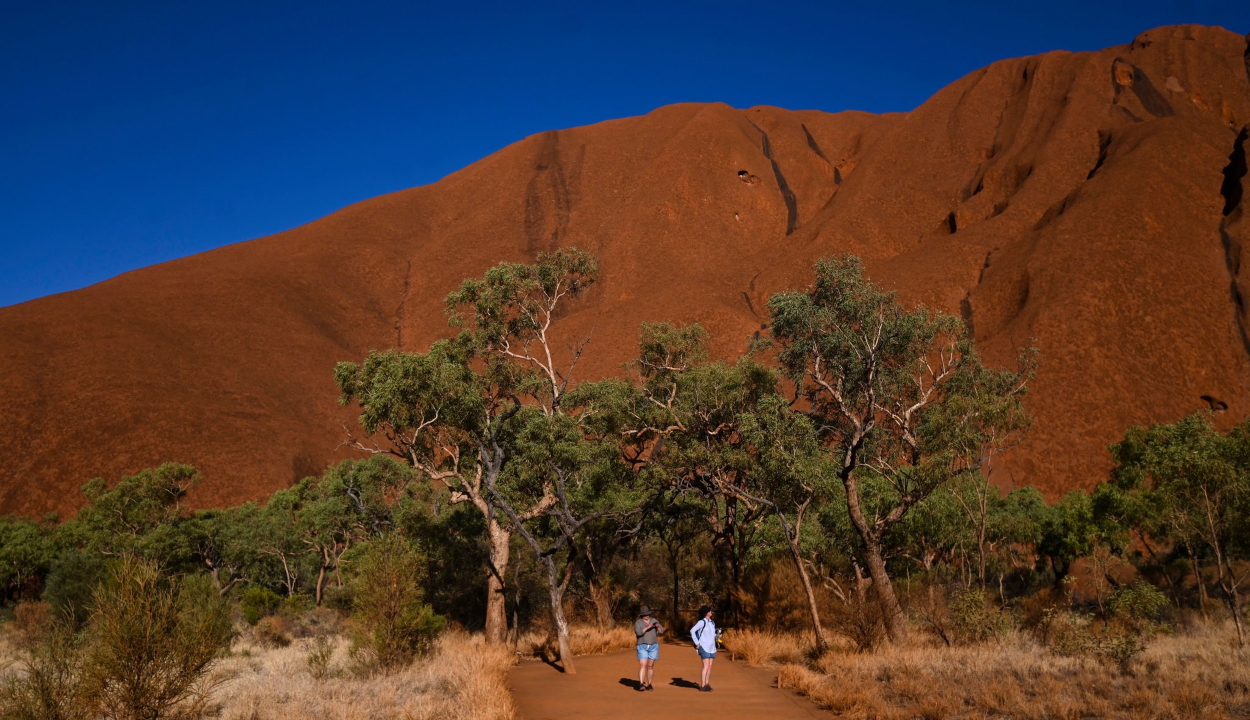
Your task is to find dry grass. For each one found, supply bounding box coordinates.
[203,630,515,720]
[725,629,811,666]
[777,622,1250,720]
[515,623,636,659]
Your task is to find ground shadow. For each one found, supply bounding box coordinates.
[537,651,566,673]
[669,677,701,690]
[618,678,642,690]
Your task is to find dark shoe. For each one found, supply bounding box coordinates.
[635,683,646,691]
[700,685,710,692]
[645,684,654,691]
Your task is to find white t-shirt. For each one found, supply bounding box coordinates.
[690,618,717,653]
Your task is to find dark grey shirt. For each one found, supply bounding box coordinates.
[634,617,665,645]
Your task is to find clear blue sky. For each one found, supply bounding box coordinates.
[2,1,1247,308]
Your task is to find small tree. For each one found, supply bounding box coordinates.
[349,534,445,671]
[78,556,234,720]
[767,255,1033,640]
[1109,413,1250,645]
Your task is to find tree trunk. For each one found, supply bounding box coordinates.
[588,577,614,629]
[843,475,906,641]
[542,556,577,674]
[862,538,906,641]
[484,519,511,645]
[1228,586,1245,647]
[787,538,829,654]
[671,556,681,628]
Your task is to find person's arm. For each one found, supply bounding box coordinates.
[635,620,646,639]
[655,621,665,635]
[690,620,703,646]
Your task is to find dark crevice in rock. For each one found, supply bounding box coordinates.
[1218,127,1250,360]
[1221,127,1247,216]
[741,291,761,319]
[1033,190,1079,232]
[394,258,413,350]
[801,123,830,163]
[747,120,799,234]
[1087,131,1113,180]
[1201,394,1229,412]
[524,131,575,254]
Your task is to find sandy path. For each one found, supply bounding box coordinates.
[509,646,826,720]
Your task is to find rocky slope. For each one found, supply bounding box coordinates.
[2,25,1247,514]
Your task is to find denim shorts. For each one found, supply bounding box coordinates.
[698,647,716,660]
[637,643,659,660]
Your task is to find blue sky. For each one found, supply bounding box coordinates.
[2,1,1248,308]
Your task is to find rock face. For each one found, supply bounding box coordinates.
[2,25,1249,515]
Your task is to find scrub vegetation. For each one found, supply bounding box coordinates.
[1,249,1247,717]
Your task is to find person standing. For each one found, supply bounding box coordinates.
[690,606,717,692]
[634,605,665,691]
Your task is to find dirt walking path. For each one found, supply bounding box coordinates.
[510,647,826,720]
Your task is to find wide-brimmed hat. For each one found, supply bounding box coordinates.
[638,605,652,617]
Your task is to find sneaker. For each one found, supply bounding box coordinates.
[645,684,654,691]
[635,684,646,692]
[700,685,710,692]
[706,685,713,692]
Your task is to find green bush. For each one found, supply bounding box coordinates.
[349,535,445,672]
[42,551,107,627]
[78,556,234,720]
[240,586,282,626]
[1108,580,1170,633]
[949,588,1015,644]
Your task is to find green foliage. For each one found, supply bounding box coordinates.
[948,588,1014,644]
[0,517,56,603]
[1108,580,1170,633]
[78,556,234,720]
[240,586,282,626]
[42,551,107,627]
[66,464,199,562]
[349,535,445,671]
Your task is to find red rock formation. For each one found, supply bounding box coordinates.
[2,25,1248,515]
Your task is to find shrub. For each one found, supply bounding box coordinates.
[349,535,445,672]
[0,625,85,720]
[77,556,234,720]
[828,589,886,653]
[10,602,52,650]
[42,551,107,627]
[240,586,282,626]
[1108,580,1169,634]
[306,635,336,680]
[253,616,292,648]
[949,588,1014,644]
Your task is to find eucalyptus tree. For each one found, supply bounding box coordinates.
[1109,414,1250,645]
[626,322,777,624]
[337,247,598,650]
[767,255,1033,640]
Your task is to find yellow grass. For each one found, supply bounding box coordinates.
[725,629,811,666]
[516,623,636,659]
[777,622,1250,720]
[203,630,515,720]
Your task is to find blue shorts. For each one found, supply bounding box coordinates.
[637,643,659,661]
[698,647,716,660]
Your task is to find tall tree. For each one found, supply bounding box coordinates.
[626,323,775,624]
[339,248,599,652]
[767,255,1033,640]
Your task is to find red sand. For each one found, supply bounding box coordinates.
[2,25,1248,514]
[509,648,825,720]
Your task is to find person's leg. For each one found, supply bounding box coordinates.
[701,657,713,688]
[638,655,647,688]
[645,658,655,687]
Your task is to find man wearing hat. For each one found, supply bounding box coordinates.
[633,605,665,691]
